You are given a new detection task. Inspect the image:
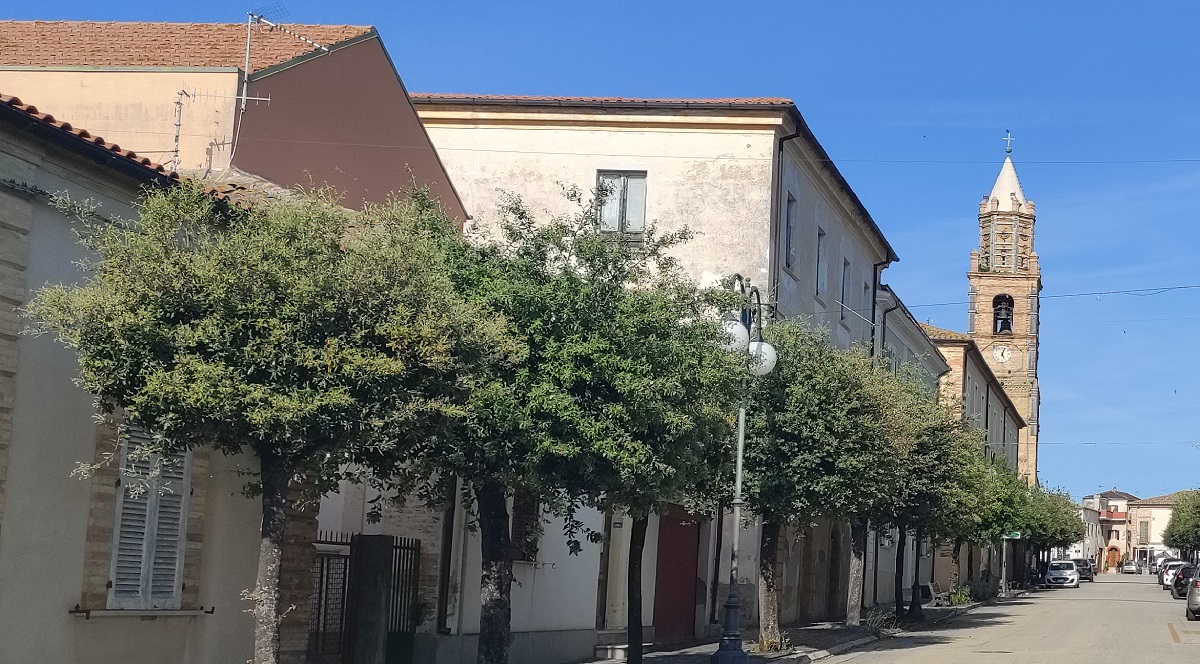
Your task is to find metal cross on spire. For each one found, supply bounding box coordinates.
[1002,129,1015,154]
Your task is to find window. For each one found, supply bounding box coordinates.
[510,490,540,562]
[1140,521,1150,543]
[784,194,797,270]
[993,294,1014,334]
[109,427,191,610]
[815,228,827,297]
[598,171,647,239]
[863,282,871,320]
[840,259,851,322]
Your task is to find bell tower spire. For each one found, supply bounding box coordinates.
[968,149,1042,483]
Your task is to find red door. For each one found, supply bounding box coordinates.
[653,509,700,643]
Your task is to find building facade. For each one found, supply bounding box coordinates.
[1066,505,1104,566]
[400,92,920,658]
[1083,489,1139,570]
[0,93,303,664]
[1128,491,1193,565]
[0,20,465,217]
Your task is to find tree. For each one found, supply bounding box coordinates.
[742,322,906,644]
[868,368,983,620]
[1022,486,1085,558]
[28,184,501,664]
[1163,491,1200,556]
[401,189,740,664]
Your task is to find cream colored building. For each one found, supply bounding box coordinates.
[1083,489,1139,569]
[0,94,309,664]
[406,92,915,649]
[1128,491,1192,565]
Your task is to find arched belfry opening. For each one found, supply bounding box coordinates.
[993,295,1014,334]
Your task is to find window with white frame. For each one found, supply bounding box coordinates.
[598,171,647,239]
[784,194,797,270]
[109,427,191,610]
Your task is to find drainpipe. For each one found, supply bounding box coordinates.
[870,299,899,605]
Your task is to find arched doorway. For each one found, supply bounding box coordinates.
[1105,546,1121,572]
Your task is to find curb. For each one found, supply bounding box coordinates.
[794,635,879,663]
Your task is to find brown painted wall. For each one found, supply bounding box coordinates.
[235,36,466,219]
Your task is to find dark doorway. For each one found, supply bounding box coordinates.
[653,507,701,643]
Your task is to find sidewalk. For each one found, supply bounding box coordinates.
[617,595,1021,664]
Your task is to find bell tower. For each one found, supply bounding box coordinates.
[968,153,1041,483]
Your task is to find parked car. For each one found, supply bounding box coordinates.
[1172,565,1197,599]
[1044,560,1080,589]
[1164,561,1188,589]
[1073,559,1096,581]
[1160,558,1183,584]
[1122,561,1139,574]
[1151,560,1160,574]
[1186,572,1200,620]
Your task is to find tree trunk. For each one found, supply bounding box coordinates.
[894,523,907,618]
[845,520,867,627]
[627,514,649,664]
[950,538,963,588]
[967,543,976,581]
[758,520,783,650]
[252,454,290,664]
[906,527,924,620]
[476,482,513,664]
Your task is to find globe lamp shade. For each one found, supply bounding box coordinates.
[748,340,778,376]
[721,319,750,352]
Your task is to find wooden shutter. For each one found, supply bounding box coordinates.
[108,427,191,610]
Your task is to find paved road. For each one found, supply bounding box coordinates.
[827,573,1199,664]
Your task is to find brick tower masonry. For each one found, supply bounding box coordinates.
[968,155,1041,483]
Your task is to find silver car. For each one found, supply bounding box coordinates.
[1045,560,1080,588]
[1188,572,1200,620]
[1164,561,1187,589]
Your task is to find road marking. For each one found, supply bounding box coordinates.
[1169,622,1182,643]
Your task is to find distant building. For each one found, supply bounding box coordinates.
[1128,491,1195,565]
[1067,505,1103,565]
[1083,489,1140,570]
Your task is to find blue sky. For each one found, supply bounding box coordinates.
[12,1,1200,500]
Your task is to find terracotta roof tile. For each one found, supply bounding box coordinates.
[411,93,795,108]
[0,21,372,71]
[918,323,973,341]
[0,92,178,181]
[1130,490,1196,507]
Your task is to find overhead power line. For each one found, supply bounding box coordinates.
[906,284,1200,309]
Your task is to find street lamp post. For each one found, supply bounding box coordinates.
[712,275,776,664]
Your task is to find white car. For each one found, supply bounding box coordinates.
[1045,560,1080,588]
[1121,561,1139,574]
[1164,561,1188,589]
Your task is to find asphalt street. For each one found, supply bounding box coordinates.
[827,573,1198,664]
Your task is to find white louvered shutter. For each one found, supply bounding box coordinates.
[108,427,191,610]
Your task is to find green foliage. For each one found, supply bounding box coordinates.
[741,321,905,525]
[948,585,972,605]
[967,578,999,602]
[29,182,497,493]
[1163,491,1200,552]
[402,186,742,531]
[1020,486,1086,550]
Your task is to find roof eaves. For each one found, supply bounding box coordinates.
[248,27,379,81]
[0,92,178,185]
[781,104,899,264]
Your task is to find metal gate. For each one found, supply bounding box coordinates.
[386,537,421,664]
[308,533,421,664]
[309,532,354,661]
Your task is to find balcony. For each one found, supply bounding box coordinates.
[1099,510,1127,522]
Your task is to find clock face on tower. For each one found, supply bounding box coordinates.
[992,345,1013,363]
